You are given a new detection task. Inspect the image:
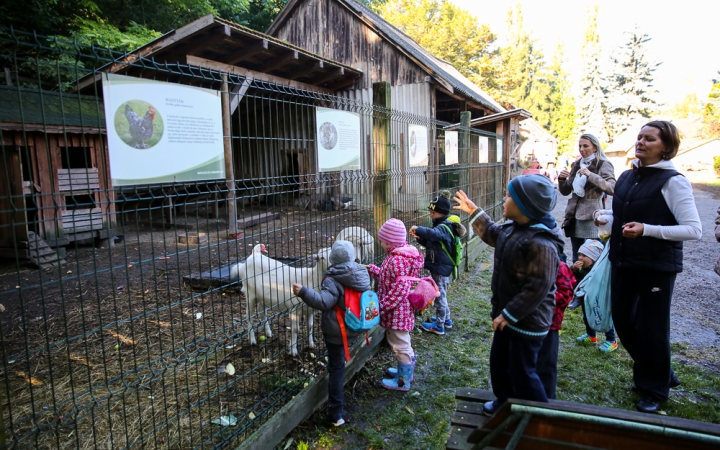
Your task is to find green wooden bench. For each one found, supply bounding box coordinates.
[447,388,720,450]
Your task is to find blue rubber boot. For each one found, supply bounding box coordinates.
[381,364,413,391]
[385,356,416,381]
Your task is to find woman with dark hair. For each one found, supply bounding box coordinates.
[557,134,616,261]
[595,120,702,413]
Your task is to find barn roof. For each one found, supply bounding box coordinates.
[267,0,505,113]
[76,14,362,93]
[0,86,105,131]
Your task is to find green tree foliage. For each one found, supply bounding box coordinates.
[377,0,497,92]
[703,73,720,136]
[490,6,576,155]
[545,45,577,156]
[2,1,250,49]
[576,4,608,143]
[491,4,545,109]
[605,27,660,141]
[670,93,704,119]
[704,74,720,138]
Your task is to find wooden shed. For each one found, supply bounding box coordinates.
[267,0,531,204]
[0,86,114,265]
[72,14,364,230]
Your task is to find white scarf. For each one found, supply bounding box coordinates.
[572,153,596,197]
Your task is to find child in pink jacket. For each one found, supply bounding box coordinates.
[367,218,424,391]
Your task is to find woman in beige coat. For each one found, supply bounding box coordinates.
[557,134,616,261]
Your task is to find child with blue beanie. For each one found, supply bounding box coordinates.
[453,174,564,415]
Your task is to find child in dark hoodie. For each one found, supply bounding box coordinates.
[410,192,467,336]
[453,174,564,415]
[292,240,371,427]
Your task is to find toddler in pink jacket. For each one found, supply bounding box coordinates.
[367,218,424,391]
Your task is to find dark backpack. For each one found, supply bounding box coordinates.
[439,224,463,281]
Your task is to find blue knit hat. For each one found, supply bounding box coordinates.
[507,174,558,228]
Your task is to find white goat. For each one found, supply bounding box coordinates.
[231,244,332,356]
[336,226,374,263]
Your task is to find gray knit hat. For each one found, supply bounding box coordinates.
[578,239,604,261]
[507,174,558,225]
[330,240,356,265]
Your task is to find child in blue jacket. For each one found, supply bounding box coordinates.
[410,192,466,336]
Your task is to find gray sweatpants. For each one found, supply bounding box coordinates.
[432,272,451,322]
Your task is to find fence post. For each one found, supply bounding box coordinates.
[222,73,239,235]
[372,81,391,229]
[458,112,471,274]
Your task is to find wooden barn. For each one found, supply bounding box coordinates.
[0,86,114,266]
[266,0,529,207]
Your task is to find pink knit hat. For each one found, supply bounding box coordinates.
[378,218,407,246]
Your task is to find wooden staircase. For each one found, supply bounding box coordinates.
[24,231,64,269]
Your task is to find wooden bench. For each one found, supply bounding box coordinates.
[447,388,720,450]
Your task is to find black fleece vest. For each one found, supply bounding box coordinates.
[610,167,683,273]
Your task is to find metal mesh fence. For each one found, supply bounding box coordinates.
[0,27,506,449]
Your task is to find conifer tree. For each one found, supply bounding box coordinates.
[546,44,577,156]
[576,5,608,143]
[605,27,660,141]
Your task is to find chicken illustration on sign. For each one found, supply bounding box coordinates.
[114,100,163,149]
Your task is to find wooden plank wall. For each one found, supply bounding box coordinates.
[271,0,429,91]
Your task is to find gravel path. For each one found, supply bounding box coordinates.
[552,182,720,370]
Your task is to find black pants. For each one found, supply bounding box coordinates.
[536,330,559,399]
[325,338,346,421]
[611,267,676,401]
[490,328,548,405]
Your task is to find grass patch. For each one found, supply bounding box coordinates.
[281,251,720,449]
[693,180,720,198]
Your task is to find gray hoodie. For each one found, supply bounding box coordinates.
[297,240,372,345]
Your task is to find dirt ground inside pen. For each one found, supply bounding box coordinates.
[0,202,423,449]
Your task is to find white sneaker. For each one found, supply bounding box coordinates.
[332,417,345,427]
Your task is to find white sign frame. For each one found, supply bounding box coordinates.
[408,124,429,167]
[102,73,225,186]
[445,131,459,165]
[478,136,489,163]
[316,107,361,172]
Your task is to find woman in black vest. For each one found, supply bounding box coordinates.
[595,121,701,413]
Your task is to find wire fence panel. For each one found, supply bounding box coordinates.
[0,28,506,449]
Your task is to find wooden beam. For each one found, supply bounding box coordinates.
[227,39,269,65]
[186,55,334,94]
[258,50,298,73]
[314,67,344,85]
[325,75,360,91]
[199,24,232,50]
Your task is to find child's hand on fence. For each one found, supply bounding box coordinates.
[291,284,302,296]
[492,314,509,331]
[452,190,478,214]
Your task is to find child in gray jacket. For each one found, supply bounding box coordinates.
[292,240,371,427]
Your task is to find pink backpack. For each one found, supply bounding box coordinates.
[396,276,440,312]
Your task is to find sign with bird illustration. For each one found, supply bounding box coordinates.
[102,74,225,186]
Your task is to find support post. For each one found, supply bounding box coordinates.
[457,111,471,274]
[459,111,471,192]
[372,81,391,231]
[222,74,238,234]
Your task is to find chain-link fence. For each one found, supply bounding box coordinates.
[0,27,506,449]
